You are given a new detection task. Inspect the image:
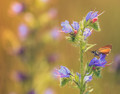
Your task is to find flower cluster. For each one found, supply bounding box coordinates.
[61,20,79,33]
[54,10,111,94]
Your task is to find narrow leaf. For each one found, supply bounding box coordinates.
[60,78,70,87]
[85,44,96,52]
[89,22,101,31]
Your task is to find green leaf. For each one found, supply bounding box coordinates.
[93,70,101,78]
[85,44,96,52]
[89,22,101,31]
[60,78,70,87]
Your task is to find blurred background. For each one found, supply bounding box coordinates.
[0,0,120,94]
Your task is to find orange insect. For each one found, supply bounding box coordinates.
[92,45,112,56]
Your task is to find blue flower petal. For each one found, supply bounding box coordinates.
[54,66,71,78]
[71,21,79,30]
[83,28,92,40]
[61,20,73,33]
[86,11,93,21]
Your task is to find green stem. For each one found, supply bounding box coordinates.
[80,41,84,94]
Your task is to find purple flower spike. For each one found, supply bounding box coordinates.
[54,66,71,78]
[83,28,92,40]
[71,21,79,31]
[61,20,73,33]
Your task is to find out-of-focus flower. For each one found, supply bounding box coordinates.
[18,24,29,40]
[48,8,57,19]
[9,2,24,15]
[44,88,55,94]
[41,0,50,3]
[77,73,92,83]
[47,54,58,63]
[83,28,92,40]
[89,54,107,67]
[17,47,25,55]
[50,28,61,40]
[28,90,35,94]
[54,66,71,78]
[112,54,120,73]
[15,71,28,82]
[61,20,73,33]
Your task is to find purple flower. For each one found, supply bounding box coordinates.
[54,66,71,78]
[18,24,28,40]
[83,28,92,40]
[71,21,79,30]
[86,11,98,22]
[28,90,35,94]
[44,88,54,94]
[61,20,73,33]
[47,54,58,63]
[16,71,28,82]
[84,74,92,82]
[89,54,107,67]
[11,2,24,14]
[76,73,92,83]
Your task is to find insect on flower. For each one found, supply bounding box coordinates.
[91,45,112,56]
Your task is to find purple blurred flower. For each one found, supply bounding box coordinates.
[18,24,28,40]
[84,74,92,82]
[11,2,24,14]
[47,54,58,63]
[17,47,25,55]
[44,88,54,94]
[89,54,107,67]
[54,66,71,78]
[83,28,92,40]
[48,8,57,19]
[71,21,79,30]
[61,20,73,33]
[51,28,60,40]
[16,71,28,82]
[86,11,98,22]
[28,90,35,94]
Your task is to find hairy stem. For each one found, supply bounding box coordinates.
[80,41,84,94]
